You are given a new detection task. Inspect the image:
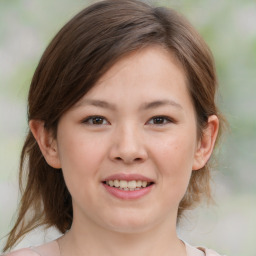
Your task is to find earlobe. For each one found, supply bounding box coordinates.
[29,120,61,169]
[192,115,219,171]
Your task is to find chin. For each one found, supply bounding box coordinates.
[100,212,158,234]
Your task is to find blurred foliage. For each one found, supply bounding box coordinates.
[0,0,256,255]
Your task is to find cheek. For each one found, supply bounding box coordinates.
[150,134,196,172]
[149,134,196,196]
[56,131,107,191]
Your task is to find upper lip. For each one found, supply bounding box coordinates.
[103,173,154,183]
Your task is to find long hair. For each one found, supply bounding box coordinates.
[3,0,225,251]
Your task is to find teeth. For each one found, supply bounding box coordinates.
[105,180,151,190]
[120,180,127,188]
[114,180,119,187]
[128,180,136,189]
[109,180,114,187]
[137,180,142,187]
[142,181,147,187]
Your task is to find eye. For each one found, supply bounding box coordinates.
[147,116,173,125]
[82,116,109,125]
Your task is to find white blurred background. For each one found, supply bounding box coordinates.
[1,0,256,255]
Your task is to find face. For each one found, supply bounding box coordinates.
[52,46,203,233]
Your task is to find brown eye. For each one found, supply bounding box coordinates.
[83,116,109,125]
[92,117,104,124]
[147,116,172,125]
[153,117,165,124]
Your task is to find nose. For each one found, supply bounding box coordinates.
[109,124,148,164]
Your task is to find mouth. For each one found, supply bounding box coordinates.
[103,180,154,191]
[102,174,155,199]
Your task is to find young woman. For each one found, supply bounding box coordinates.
[3,0,226,255]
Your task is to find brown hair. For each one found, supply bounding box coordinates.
[4,0,224,251]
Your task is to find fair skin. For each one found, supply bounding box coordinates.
[29,46,219,256]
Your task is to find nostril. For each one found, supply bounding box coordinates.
[115,157,143,162]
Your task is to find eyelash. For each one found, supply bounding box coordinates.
[147,116,174,125]
[82,116,109,125]
[82,115,174,126]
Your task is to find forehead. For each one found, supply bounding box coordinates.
[97,45,186,86]
[71,45,193,115]
[62,47,196,126]
[74,46,187,100]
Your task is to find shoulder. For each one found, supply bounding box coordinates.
[2,248,40,256]
[197,246,226,256]
[2,239,60,256]
[185,242,225,256]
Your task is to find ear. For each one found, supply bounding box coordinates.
[29,120,61,169]
[192,115,219,170]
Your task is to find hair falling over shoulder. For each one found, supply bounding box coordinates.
[3,132,73,252]
[3,0,226,252]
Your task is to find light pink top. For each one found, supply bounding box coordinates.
[4,240,224,256]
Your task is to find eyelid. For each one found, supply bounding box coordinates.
[146,115,175,125]
[82,115,110,125]
[81,115,175,126]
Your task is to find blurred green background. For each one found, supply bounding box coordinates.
[0,0,255,255]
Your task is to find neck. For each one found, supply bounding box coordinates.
[59,214,186,256]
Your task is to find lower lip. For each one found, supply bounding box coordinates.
[103,183,153,200]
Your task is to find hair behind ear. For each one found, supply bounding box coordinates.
[3,129,72,252]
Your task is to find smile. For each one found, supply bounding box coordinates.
[102,174,155,199]
[104,180,153,191]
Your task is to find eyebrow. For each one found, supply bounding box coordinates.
[74,99,116,110]
[140,99,183,111]
[74,99,183,111]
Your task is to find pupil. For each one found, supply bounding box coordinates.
[93,117,103,124]
[154,117,163,124]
